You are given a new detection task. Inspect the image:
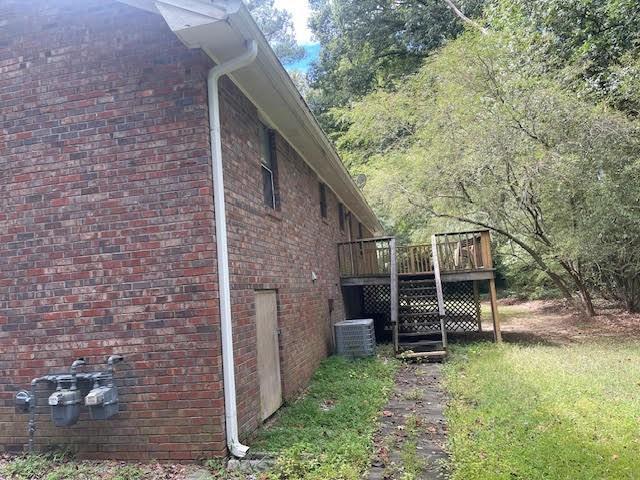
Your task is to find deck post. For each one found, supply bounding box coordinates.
[488,278,501,343]
[390,237,399,354]
[479,231,502,343]
[473,280,482,332]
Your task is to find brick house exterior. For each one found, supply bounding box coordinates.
[0,0,379,461]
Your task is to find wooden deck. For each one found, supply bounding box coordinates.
[340,269,496,286]
[338,230,502,354]
[337,230,496,281]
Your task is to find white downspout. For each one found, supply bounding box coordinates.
[207,39,258,458]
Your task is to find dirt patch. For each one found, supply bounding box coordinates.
[480,299,640,345]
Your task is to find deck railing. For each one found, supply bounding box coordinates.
[338,230,493,278]
[337,237,393,277]
[397,244,432,275]
[432,230,492,273]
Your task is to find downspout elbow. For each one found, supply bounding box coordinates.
[208,40,258,83]
[207,39,257,459]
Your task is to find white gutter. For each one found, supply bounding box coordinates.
[207,39,258,458]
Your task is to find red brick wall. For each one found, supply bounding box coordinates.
[217,79,354,435]
[0,0,225,460]
[0,0,373,460]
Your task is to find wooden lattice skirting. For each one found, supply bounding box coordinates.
[361,284,392,334]
[361,281,480,334]
[443,281,481,332]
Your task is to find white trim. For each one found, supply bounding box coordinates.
[201,47,376,233]
[227,9,381,233]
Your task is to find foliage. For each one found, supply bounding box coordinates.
[499,254,563,300]
[332,28,640,313]
[305,0,640,310]
[254,353,399,480]
[306,0,485,125]
[288,69,311,99]
[486,0,640,113]
[203,458,226,477]
[1,455,56,480]
[0,456,201,480]
[45,464,95,480]
[245,0,304,64]
[398,415,426,480]
[444,341,640,479]
[0,453,97,480]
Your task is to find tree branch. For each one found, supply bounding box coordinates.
[390,182,586,311]
[442,0,488,34]
[425,209,581,307]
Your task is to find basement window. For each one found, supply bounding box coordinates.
[259,122,278,209]
[319,183,327,219]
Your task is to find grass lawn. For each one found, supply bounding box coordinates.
[253,351,398,480]
[0,454,151,480]
[444,341,640,479]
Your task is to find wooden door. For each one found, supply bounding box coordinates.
[255,290,282,421]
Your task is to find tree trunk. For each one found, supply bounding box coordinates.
[577,283,596,317]
[623,276,640,313]
[546,270,585,312]
[557,260,596,317]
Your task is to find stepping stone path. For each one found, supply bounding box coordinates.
[368,362,448,479]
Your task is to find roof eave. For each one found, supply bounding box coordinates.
[115,0,383,234]
[227,7,382,234]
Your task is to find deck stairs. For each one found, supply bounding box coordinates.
[396,276,448,360]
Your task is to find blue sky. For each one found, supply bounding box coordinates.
[285,43,320,72]
[274,0,320,72]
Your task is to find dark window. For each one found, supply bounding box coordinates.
[259,123,278,209]
[338,203,345,231]
[319,183,327,218]
[358,222,363,239]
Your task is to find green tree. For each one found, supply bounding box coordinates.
[246,0,305,64]
[335,31,640,314]
[288,69,311,99]
[486,0,640,113]
[307,0,486,125]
